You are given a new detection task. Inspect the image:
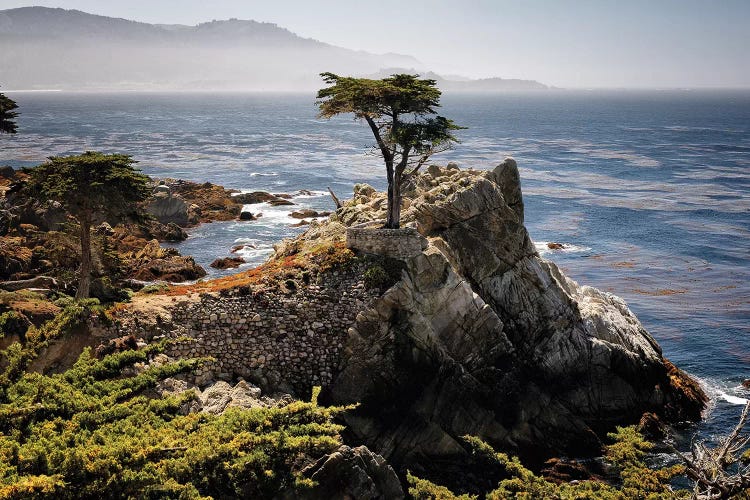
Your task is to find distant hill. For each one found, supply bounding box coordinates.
[366,68,549,91]
[0,7,547,91]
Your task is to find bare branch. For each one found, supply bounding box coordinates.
[672,401,750,499]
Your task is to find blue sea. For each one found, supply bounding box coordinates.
[2,90,749,446]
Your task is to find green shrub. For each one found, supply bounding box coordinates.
[0,311,28,338]
[140,283,170,295]
[0,338,350,499]
[363,265,388,289]
[408,433,689,500]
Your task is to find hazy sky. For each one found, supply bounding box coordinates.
[1,0,749,88]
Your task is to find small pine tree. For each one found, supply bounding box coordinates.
[25,152,151,298]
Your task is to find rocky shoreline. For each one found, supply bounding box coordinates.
[0,167,332,296]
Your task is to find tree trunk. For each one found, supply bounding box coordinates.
[385,162,398,229]
[76,216,92,299]
[386,171,402,229]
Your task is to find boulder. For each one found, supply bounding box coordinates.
[427,163,444,178]
[15,200,68,232]
[131,240,206,282]
[210,256,245,269]
[199,379,267,414]
[637,412,668,441]
[131,256,206,282]
[145,192,190,226]
[231,244,255,253]
[290,209,331,219]
[0,166,15,179]
[239,210,256,221]
[0,210,16,236]
[161,222,189,242]
[269,198,295,206]
[488,156,524,222]
[233,191,275,204]
[96,222,115,236]
[353,184,377,198]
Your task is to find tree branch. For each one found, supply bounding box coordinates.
[363,114,392,164]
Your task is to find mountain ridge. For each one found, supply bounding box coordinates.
[0,7,548,91]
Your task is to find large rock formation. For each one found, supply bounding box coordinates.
[99,159,706,490]
[322,158,706,481]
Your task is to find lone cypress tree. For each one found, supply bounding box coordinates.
[0,91,19,134]
[26,152,150,298]
[317,73,462,228]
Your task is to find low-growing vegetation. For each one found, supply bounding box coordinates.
[0,328,349,498]
[409,422,750,499]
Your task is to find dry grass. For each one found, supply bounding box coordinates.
[163,241,355,297]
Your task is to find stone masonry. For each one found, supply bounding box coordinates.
[346,225,428,260]
[103,262,384,397]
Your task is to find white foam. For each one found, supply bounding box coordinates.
[292,190,328,199]
[720,392,749,405]
[241,203,295,224]
[534,241,592,256]
[696,376,749,409]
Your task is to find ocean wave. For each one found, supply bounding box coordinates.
[696,376,749,411]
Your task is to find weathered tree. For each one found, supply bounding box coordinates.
[0,91,19,134]
[26,152,150,298]
[675,400,750,499]
[317,73,463,228]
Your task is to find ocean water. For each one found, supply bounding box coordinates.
[2,90,749,446]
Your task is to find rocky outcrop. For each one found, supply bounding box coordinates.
[233,191,294,206]
[291,209,331,219]
[167,179,243,222]
[145,191,190,226]
[210,256,245,269]
[129,239,206,282]
[296,445,404,500]
[322,159,706,479]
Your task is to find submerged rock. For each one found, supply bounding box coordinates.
[291,209,331,219]
[239,210,256,221]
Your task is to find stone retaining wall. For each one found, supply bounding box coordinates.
[346,226,427,260]
[104,264,382,396]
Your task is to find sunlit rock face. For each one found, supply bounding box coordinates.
[325,158,706,480]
